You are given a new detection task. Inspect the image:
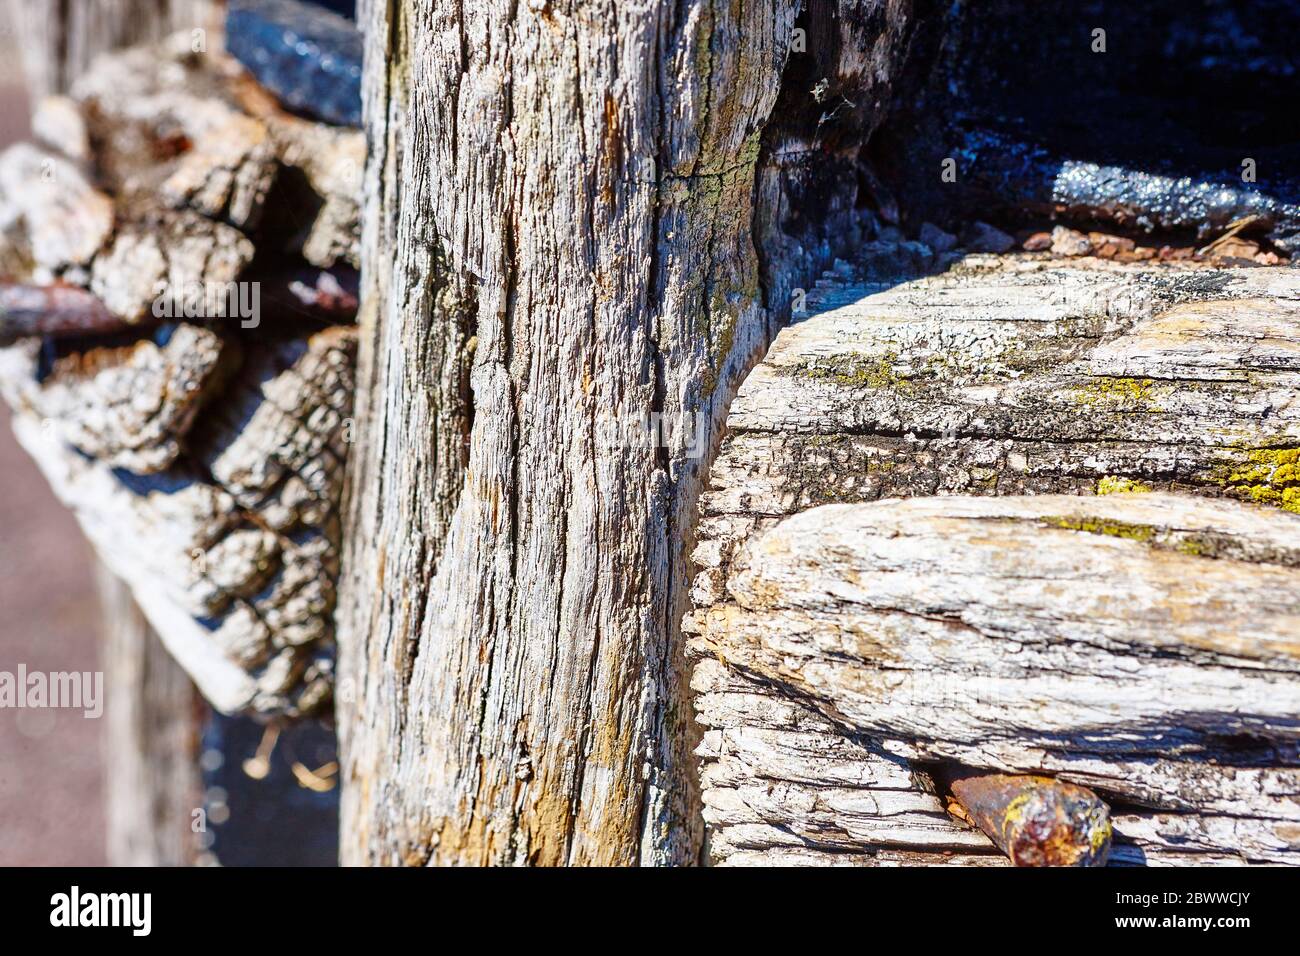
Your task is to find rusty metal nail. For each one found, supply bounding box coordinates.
[950,773,1111,867]
[0,282,131,346]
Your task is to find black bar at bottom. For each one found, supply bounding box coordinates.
[0,865,1290,939]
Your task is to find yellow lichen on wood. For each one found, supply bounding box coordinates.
[1073,376,1159,408]
[1097,475,1153,495]
[1042,515,1157,542]
[1216,448,1300,514]
[791,351,915,392]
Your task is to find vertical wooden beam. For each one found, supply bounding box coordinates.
[98,566,203,867]
[338,0,811,866]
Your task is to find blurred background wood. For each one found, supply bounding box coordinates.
[4,0,220,105]
[3,0,217,869]
[98,565,202,867]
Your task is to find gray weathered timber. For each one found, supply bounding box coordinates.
[338,0,923,865]
[690,494,1300,865]
[695,256,1300,609]
[689,256,1300,865]
[99,564,205,867]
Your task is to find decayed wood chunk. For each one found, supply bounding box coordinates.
[90,209,255,323]
[0,143,114,272]
[3,327,356,716]
[0,25,364,719]
[689,255,1300,865]
[0,140,257,323]
[0,323,234,473]
[0,33,361,316]
[258,112,363,269]
[73,36,279,230]
[74,34,362,267]
[31,96,92,166]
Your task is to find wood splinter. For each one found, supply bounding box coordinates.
[949,773,1112,867]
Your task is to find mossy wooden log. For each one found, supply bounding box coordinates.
[688,255,1300,865]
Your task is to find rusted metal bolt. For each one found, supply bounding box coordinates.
[950,773,1112,867]
[0,282,131,347]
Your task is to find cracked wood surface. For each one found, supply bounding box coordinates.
[4,324,235,473]
[689,255,1300,865]
[337,0,928,866]
[0,29,362,718]
[2,327,356,716]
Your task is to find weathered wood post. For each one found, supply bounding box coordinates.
[336,0,925,865]
[98,567,202,867]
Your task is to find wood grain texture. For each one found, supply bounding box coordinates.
[693,494,1300,865]
[689,256,1300,865]
[337,0,925,866]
